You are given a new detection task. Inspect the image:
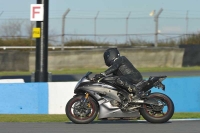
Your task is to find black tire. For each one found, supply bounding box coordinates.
[65,95,98,124]
[140,93,174,123]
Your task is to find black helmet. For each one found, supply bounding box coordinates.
[104,48,120,67]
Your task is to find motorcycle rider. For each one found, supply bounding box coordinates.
[94,48,144,102]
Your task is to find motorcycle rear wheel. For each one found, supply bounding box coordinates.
[140,93,174,123]
[66,95,98,124]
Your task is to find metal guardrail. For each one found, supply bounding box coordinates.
[0,46,105,50]
[0,45,155,50]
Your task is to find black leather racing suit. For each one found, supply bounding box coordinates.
[104,56,143,93]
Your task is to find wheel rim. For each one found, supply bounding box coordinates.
[144,95,171,118]
[68,98,96,120]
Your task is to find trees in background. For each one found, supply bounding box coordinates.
[0,20,200,47]
[0,20,23,38]
[0,20,57,46]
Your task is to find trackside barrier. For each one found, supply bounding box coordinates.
[0,83,48,114]
[48,82,77,114]
[152,76,200,112]
[0,77,199,114]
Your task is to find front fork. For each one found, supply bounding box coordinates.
[81,93,91,108]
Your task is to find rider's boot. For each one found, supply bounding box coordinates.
[127,85,145,103]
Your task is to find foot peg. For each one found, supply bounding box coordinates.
[128,94,140,103]
[128,92,145,103]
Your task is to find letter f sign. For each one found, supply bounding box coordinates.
[30,4,44,21]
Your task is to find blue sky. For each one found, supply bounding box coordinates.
[0,0,200,44]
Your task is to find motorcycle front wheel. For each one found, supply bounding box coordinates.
[140,92,174,123]
[66,95,98,124]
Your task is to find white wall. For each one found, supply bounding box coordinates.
[48,82,77,114]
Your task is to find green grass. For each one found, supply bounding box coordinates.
[171,113,200,119]
[0,113,199,122]
[138,66,200,72]
[1,66,200,76]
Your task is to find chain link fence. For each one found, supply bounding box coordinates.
[0,9,200,47]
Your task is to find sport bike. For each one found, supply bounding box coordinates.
[65,72,174,124]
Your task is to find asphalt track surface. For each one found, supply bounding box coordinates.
[0,120,200,133]
[1,70,200,82]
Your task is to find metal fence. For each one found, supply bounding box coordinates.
[0,9,200,48]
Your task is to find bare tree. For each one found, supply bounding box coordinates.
[49,28,59,45]
[25,21,36,39]
[0,19,24,38]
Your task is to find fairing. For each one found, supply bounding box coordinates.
[75,83,121,102]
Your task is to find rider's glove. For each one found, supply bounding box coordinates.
[100,72,106,76]
[93,72,106,81]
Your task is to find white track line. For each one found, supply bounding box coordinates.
[137,119,200,122]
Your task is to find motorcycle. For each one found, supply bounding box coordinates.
[65,72,174,124]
